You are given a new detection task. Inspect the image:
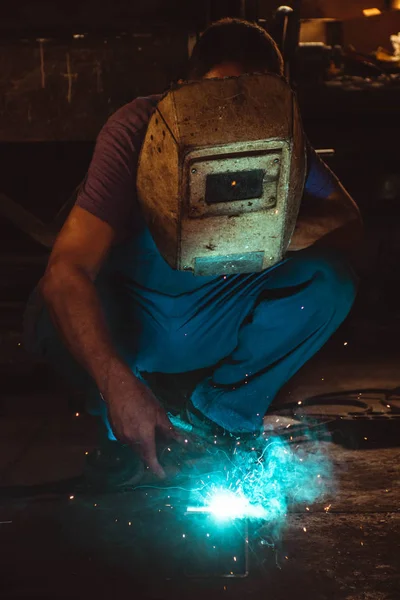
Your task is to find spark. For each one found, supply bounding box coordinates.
[187,435,332,522]
[301,306,304,310]
[324,504,332,512]
[303,527,307,532]
[128,522,131,526]
[343,342,348,346]
[85,451,89,455]
[182,534,186,538]
[69,495,74,500]
[75,412,80,417]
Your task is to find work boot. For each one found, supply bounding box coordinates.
[185,399,263,449]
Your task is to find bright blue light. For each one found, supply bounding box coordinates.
[187,489,267,520]
[188,434,332,522]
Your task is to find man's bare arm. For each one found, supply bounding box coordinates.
[40,206,122,389]
[40,206,176,476]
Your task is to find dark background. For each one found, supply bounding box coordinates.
[2,0,400,320]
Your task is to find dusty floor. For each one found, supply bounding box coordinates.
[0,303,399,599]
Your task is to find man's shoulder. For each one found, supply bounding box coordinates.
[104,94,163,135]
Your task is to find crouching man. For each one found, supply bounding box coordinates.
[25,18,362,484]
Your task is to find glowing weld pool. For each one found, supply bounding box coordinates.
[187,489,268,520]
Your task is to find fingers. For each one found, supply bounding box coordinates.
[139,429,166,479]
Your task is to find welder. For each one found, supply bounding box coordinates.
[24,18,362,485]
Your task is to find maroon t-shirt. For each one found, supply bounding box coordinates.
[76,94,162,241]
[76,94,340,243]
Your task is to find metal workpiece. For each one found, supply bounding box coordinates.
[137,72,306,276]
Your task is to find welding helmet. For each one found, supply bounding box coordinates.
[136,72,306,276]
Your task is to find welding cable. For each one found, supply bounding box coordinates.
[272,386,400,416]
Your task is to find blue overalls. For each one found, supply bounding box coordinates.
[26,210,357,435]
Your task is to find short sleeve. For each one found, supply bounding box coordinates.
[75,96,160,240]
[76,123,138,239]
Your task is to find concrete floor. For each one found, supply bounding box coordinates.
[0,305,399,599]
[1,78,400,598]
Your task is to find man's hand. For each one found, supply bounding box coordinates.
[104,363,179,478]
[41,207,180,478]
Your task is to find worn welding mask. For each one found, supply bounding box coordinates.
[136,72,306,276]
